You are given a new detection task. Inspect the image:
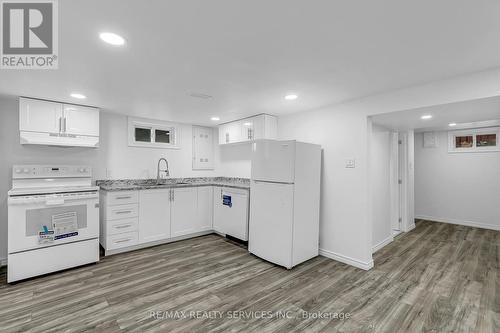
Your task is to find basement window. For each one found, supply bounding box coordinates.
[448,127,500,153]
[128,117,179,149]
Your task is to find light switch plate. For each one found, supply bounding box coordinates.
[345,159,356,168]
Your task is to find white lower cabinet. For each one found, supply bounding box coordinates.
[197,186,213,231]
[213,187,249,241]
[171,187,198,238]
[139,189,171,243]
[100,185,248,255]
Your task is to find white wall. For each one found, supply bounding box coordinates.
[278,68,500,270]
[0,95,249,262]
[279,108,374,269]
[370,124,393,252]
[415,131,500,229]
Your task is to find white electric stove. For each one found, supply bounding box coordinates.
[7,165,100,283]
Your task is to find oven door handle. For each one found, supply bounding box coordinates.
[45,199,65,206]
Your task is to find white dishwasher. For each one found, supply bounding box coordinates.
[213,186,249,241]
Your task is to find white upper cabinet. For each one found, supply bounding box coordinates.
[19,97,100,147]
[19,98,63,133]
[219,121,243,144]
[63,104,99,136]
[218,114,277,145]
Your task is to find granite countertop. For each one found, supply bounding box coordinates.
[96,177,250,192]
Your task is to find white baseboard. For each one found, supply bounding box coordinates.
[372,235,393,253]
[404,223,416,232]
[415,215,500,231]
[319,249,374,270]
[0,258,7,266]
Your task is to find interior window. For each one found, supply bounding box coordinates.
[476,134,496,147]
[135,127,151,142]
[155,129,171,144]
[455,136,473,148]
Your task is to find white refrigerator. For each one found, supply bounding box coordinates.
[249,140,321,269]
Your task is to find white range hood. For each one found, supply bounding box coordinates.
[20,131,99,148]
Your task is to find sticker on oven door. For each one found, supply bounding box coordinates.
[38,231,55,244]
[223,195,232,207]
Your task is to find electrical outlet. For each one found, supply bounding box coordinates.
[345,159,356,169]
[106,169,113,178]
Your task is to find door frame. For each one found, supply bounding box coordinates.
[397,130,415,233]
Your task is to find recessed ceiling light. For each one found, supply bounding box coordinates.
[243,122,252,126]
[421,115,433,120]
[449,123,457,127]
[70,93,86,99]
[211,117,220,121]
[284,94,298,100]
[99,32,126,46]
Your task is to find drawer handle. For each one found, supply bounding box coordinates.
[115,210,132,214]
[114,238,132,244]
[116,196,132,199]
[115,224,132,229]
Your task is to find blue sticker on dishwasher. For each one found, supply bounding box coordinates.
[223,195,232,207]
[54,232,79,240]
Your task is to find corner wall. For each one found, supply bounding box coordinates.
[415,130,500,229]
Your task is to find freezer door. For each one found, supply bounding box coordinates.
[251,140,295,183]
[249,181,294,268]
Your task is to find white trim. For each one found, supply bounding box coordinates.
[127,116,180,149]
[372,236,393,253]
[319,248,374,270]
[404,223,416,232]
[448,127,500,153]
[415,215,500,231]
[0,258,7,266]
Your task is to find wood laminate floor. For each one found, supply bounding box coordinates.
[1,220,499,332]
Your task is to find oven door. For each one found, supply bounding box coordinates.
[8,194,99,254]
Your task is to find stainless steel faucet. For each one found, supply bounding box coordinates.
[156,158,170,184]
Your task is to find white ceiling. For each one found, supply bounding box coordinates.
[2,0,500,125]
[371,96,500,132]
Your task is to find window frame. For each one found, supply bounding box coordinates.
[448,127,500,153]
[127,117,180,149]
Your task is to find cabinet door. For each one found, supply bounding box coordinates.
[19,98,63,133]
[197,186,213,231]
[171,187,198,237]
[139,189,171,243]
[241,118,255,141]
[213,187,222,233]
[228,121,242,143]
[218,121,242,144]
[213,187,249,241]
[63,104,99,136]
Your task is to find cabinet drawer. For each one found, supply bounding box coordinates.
[106,232,138,250]
[106,203,138,220]
[107,191,138,205]
[107,217,138,236]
